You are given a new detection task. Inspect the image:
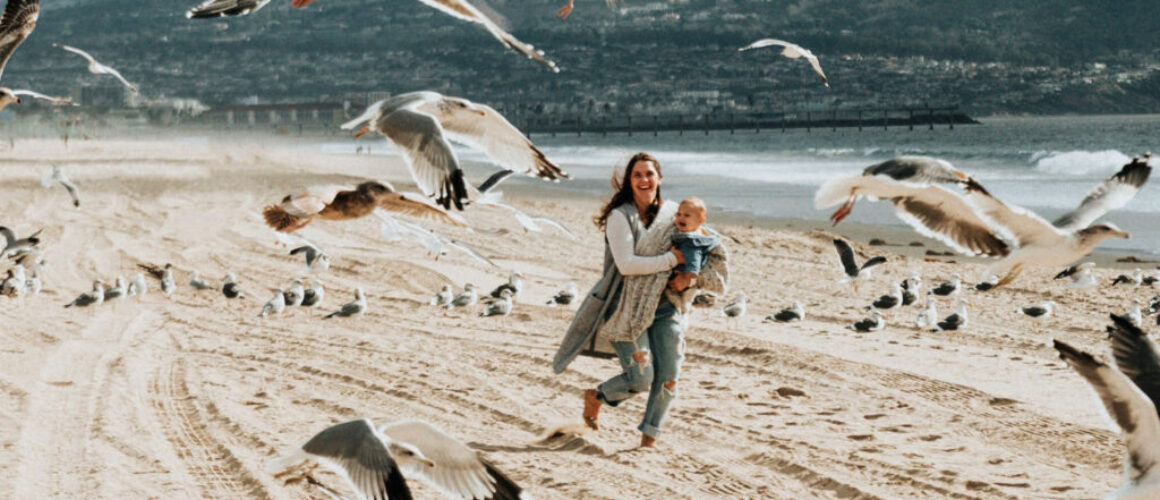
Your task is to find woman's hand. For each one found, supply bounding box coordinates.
[670,248,686,266]
[668,272,694,292]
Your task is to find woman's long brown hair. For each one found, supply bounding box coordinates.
[593,152,663,230]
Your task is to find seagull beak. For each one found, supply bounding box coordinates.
[954,171,968,180]
[353,124,371,139]
[1118,230,1132,240]
[423,459,436,469]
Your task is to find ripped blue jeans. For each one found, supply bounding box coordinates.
[597,301,686,438]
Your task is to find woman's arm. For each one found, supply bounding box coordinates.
[606,210,678,276]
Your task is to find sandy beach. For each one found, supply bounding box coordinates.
[0,136,1148,499]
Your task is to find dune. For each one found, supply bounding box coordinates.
[0,135,1135,498]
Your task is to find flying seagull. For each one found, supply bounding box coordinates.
[288,0,559,72]
[53,43,138,94]
[0,0,40,112]
[263,181,464,233]
[12,89,73,106]
[267,418,530,500]
[0,226,40,259]
[819,156,1150,287]
[815,156,1004,256]
[342,91,569,210]
[471,170,578,239]
[40,165,80,207]
[290,243,330,274]
[833,238,885,292]
[739,38,830,87]
[1054,316,1160,500]
[186,0,270,18]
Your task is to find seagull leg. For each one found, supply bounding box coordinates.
[830,194,857,225]
[556,0,574,19]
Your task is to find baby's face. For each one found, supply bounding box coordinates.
[675,202,706,232]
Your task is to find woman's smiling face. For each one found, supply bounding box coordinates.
[630,160,661,202]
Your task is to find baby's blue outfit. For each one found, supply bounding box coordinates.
[673,231,719,275]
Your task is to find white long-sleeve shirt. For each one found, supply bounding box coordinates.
[606,209,677,276]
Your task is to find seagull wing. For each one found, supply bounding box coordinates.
[55,43,98,66]
[1054,339,1160,483]
[477,169,517,196]
[375,106,466,210]
[738,38,787,52]
[418,97,569,182]
[301,419,413,500]
[803,52,829,86]
[377,192,467,227]
[817,175,1009,256]
[380,421,523,500]
[60,178,79,207]
[11,89,73,105]
[530,215,578,240]
[862,156,968,184]
[1053,161,1152,232]
[186,0,270,18]
[96,63,137,93]
[860,256,886,272]
[1108,313,1160,417]
[445,239,498,267]
[0,0,38,81]
[1053,265,1077,280]
[415,0,559,72]
[340,98,388,131]
[832,239,859,277]
[963,182,1066,247]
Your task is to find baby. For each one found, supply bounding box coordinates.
[665,197,719,314]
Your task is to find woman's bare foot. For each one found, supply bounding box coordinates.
[640,434,656,448]
[583,389,601,430]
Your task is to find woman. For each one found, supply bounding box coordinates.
[552,152,728,448]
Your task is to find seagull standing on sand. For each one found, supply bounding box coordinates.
[915,291,938,329]
[765,301,804,323]
[489,271,524,302]
[739,38,830,87]
[324,287,366,319]
[548,282,578,306]
[900,272,921,306]
[0,226,40,259]
[40,165,80,207]
[447,283,477,310]
[24,268,39,295]
[1018,301,1057,318]
[222,272,245,299]
[849,310,884,332]
[935,299,969,332]
[833,238,886,293]
[431,285,453,307]
[301,279,323,309]
[341,91,570,210]
[259,289,287,318]
[723,293,747,319]
[1053,315,1160,500]
[283,279,305,308]
[53,44,138,94]
[871,284,902,310]
[1113,268,1144,287]
[1058,262,1098,290]
[103,276,126,303]
[480,288,513,318]
[972,275,999,292]
[0,265,23,297]
[127,272,147,298]
[931,274,961,297]
[139,263,176,296]
[266,418,531,500]
[0,0,41,112]
[189,270,213,291]
[286,0,560,71]
[64,280,104,308]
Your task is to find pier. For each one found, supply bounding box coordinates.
[505,105,978,137]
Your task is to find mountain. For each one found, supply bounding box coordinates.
[5,0,1158,115]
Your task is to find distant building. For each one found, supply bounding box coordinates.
[195,102,345,127]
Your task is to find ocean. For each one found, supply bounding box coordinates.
[316,114,1160,254]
